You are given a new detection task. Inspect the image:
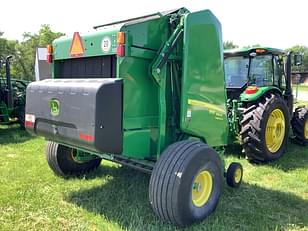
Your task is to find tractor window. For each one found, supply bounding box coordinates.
[273,56,280,86]
[249,55,273,87]
[224,56,249,88]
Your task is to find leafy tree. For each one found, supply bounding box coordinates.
[15,25,64,80]
[0,25,64,80]
[242,44,261,49]
[285,45,308,72]
[0,33,18,77]
[223,41,238,50]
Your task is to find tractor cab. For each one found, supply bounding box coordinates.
[224,47,287,100]
[0,56,28,127]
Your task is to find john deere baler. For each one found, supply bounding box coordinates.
[26,8,243,227]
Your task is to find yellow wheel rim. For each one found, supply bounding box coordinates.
[192,170,213,207]
[234,168,242,184]
[305,119,308,139]
[265,109,286,153]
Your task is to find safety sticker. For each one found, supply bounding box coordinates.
[101,37,111,53]
[187,109,192,118]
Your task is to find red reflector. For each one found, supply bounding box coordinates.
[25,121,34,127]
[46,54,53,63]
[117,44,125,57]
[79,132,94,142]
[245,86,258,94]
[25,114,35,127]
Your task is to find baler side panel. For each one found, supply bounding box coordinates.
[181,10,229,146]
[119,17,170,158]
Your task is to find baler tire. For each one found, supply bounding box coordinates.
[226,162,243,188]
[240,93,290,162]
[149,140,222,227]
[46,141,101,177]
[291,106,308,145]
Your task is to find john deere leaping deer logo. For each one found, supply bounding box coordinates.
[49,99,60,116]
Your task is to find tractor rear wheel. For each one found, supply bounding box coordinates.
[291,106,308,145]
[46,141,101,177]
[240,94,290,162]
[149,140,222,227]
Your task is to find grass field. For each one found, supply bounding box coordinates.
[0,126,307,231]
[1,87,308,231]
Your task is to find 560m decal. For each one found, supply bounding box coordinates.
[188,99,225,114]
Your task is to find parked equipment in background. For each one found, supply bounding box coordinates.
[25,7,250,227]
[0,56,28,127]
[34,47,52,81]
[224,48,308,161]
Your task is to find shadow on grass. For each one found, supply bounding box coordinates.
[224,143,245,158]
[225,141,308,172]
[267,142,308,172]
[65,166,308,231]
[0,125,33,144]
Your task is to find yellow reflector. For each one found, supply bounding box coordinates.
[70,32,84,57]
[47,44,53,54]
[117,32,125,44]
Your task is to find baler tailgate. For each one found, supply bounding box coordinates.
[26,78,123,154]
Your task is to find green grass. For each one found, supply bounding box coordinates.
[0,126,308,231]
[293,84,308,92]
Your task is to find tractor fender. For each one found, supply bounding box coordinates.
[240,86,282,102]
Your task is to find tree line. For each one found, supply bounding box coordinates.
[0,25,63,80]
[0,25,307,81]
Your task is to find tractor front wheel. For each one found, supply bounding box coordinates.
[46,141,101,177]
[149,140,222,227]
[240,94,290,162]
[291,106,308,145]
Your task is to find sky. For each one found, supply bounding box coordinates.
[1,0,307,49]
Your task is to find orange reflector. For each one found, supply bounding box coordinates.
[46,44,53,63]
[70,32,84,57]
[47,44,53,54]
[256,49,266,54]
[117,32,125,44]
[245,86,258,94]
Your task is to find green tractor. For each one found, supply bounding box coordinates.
[0,56,28,127]
[224,47,308,161]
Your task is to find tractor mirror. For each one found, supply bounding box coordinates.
[293,54,303,66]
